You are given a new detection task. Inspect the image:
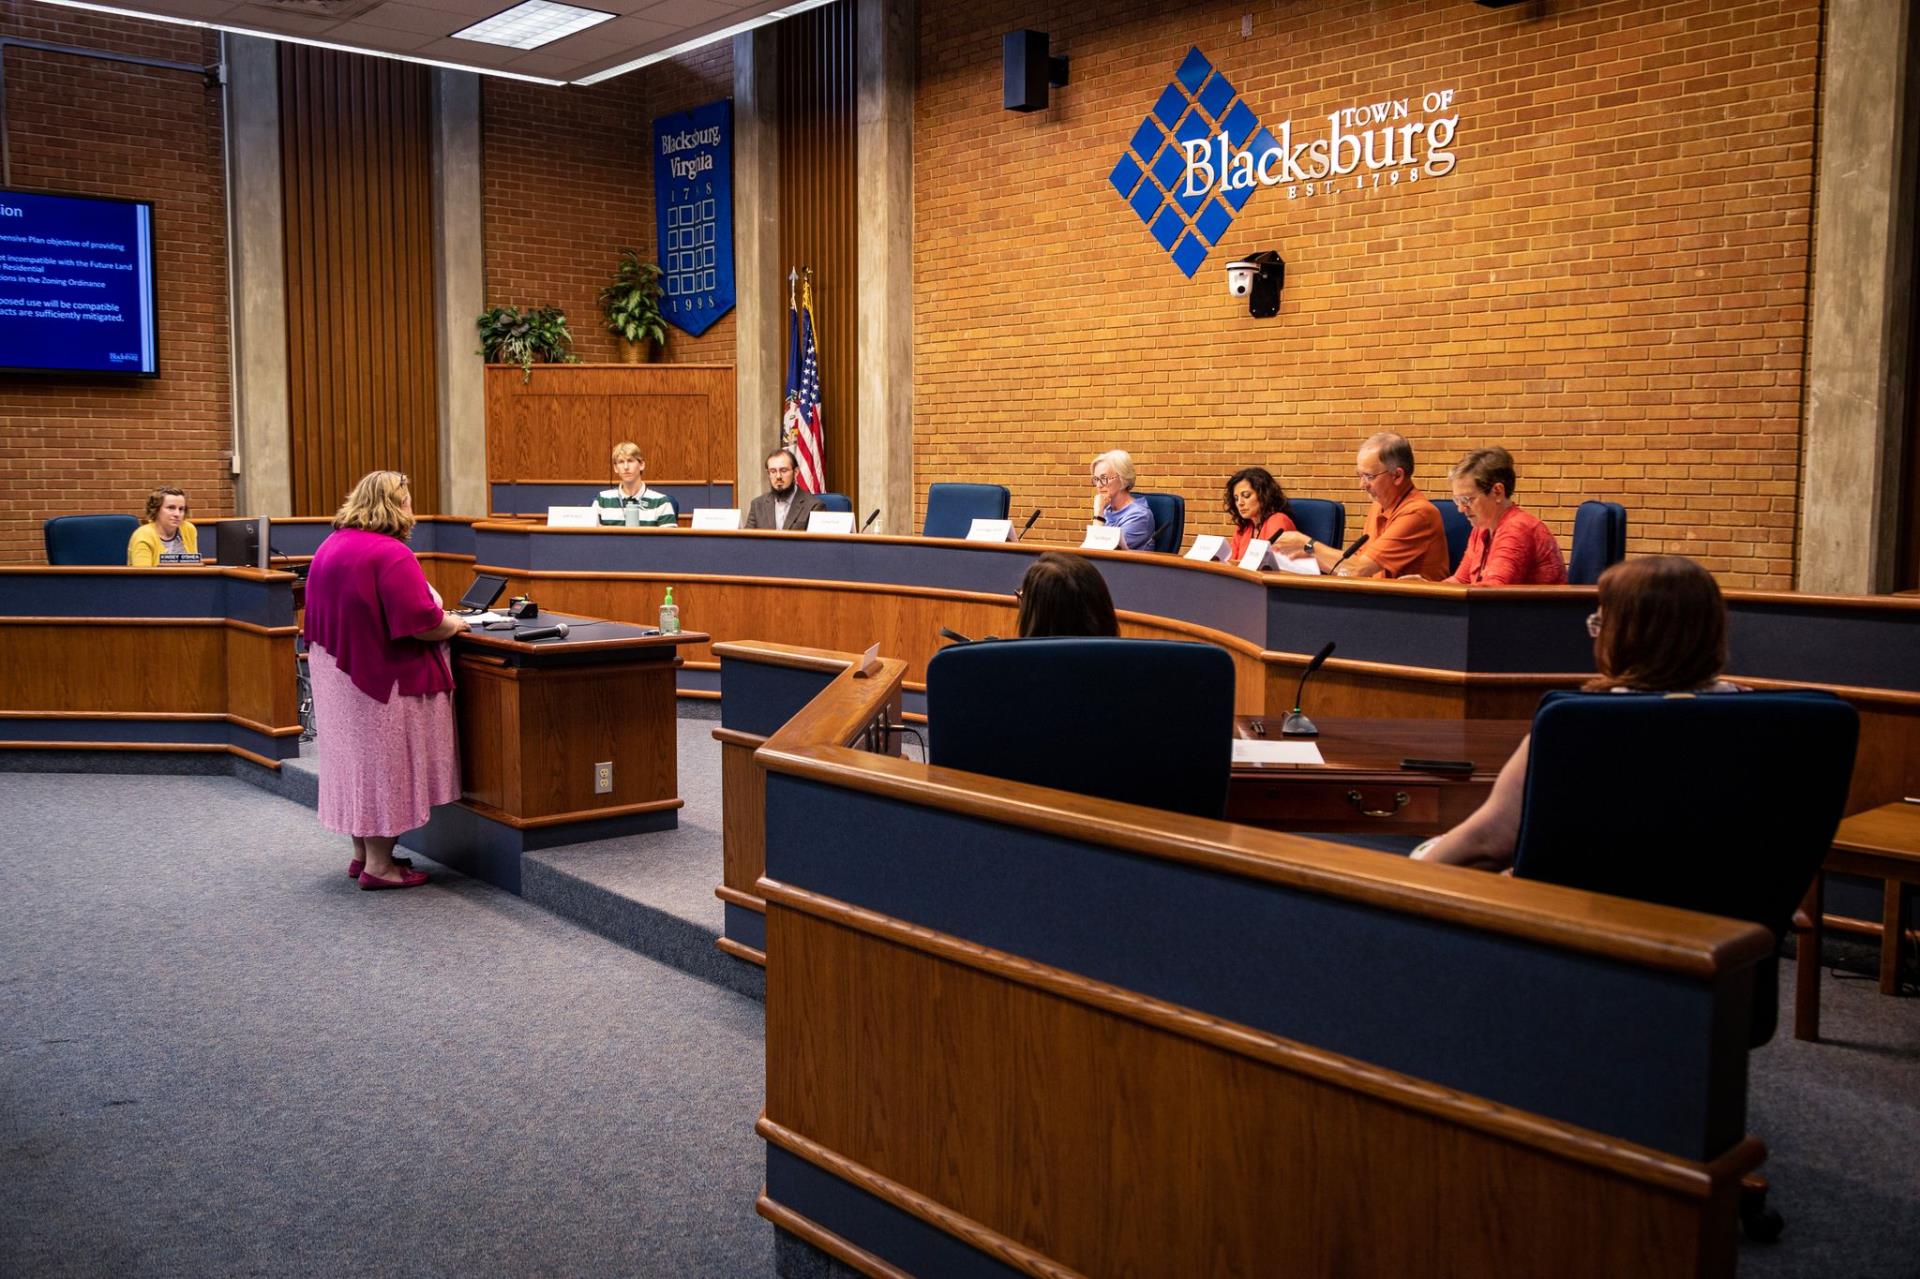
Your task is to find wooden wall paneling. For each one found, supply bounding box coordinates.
[516,662,679,819]
[763,907,1739,1279]
[610,391,710,480]
[485,373,517,482]
[281,46,439,514]
[719,734,768,904]
[777,2,859,498]
[0,621,226,714]
[484,366,738,484]
[454,657,520,812]
[223,627,302,734]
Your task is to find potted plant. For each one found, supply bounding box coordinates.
[598,250,668,363]
[476,305,578,382]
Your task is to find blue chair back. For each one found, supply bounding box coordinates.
[1438,501,1472,574]
[1136,492,1185,554]
[1287,498,1345,548]
[928,638,1235,819]
[923,483,1011,539]
[815,492,854,514]
[1568,500,1627,585]
[1512,689,1858,1043]
[45,514,140,565]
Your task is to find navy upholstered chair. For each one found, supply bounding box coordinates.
[1135,492,1185,554]
[1567,500,1628,585]
[1438,501,1471,575]
[45,514,140,565]
[1287,498,1345,548]
[928,637,1235,819]
[814,492,854,514]
[1510,688,1857,1241]
[922,483,1011,539]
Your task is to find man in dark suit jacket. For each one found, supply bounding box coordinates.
[744,447,826,531]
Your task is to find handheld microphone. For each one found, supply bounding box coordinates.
[1330,533,1370,570]
[1280,641,1336,738]
[514,621,571,642]
[860,508,881,533]
[938,626,974,645]
[1014,509,1042,541]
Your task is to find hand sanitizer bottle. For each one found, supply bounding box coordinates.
[659,586,680,635]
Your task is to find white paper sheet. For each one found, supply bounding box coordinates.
[1231,739,1325,765]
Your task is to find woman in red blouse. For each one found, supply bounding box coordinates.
[1445,447,1567,585]
[1224,467,1297,561]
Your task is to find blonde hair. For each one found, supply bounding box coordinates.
[332,471,415,538]
[1091,449,1136,490]
[143,485,189,523]
[612,441,644,464]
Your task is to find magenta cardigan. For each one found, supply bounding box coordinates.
[303,528,453,703]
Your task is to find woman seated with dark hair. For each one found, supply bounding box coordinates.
[1224,467,1296,560]
[1413,555,1737,872]
[1017,552,1120,638]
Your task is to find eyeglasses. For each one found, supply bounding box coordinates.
[1356,469,1388,484]
[1092,473,1117,488]
[1451,492,1481,510]
[1585,611,1602,638]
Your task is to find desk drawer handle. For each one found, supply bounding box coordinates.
[1347,790,1411,819]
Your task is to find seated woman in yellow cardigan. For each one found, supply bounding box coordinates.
[127,486,199,565]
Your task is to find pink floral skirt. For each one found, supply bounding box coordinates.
[308,643,460,837]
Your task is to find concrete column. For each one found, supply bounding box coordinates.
[1799,0,1919,592]
[733,28,785,500]
[855,0,914,536]
[223,34,291,517]
[432,70,488,518]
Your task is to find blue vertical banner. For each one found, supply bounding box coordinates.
[652,99,735,338]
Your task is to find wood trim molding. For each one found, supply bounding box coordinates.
[755,1194,912,1279]
[483,564,1018,608]
[0,616,298,639]
[762,886,1756,1197]
[458,795,685,830]
[716,884,767,913]
[715,936,768,966]
[758,1114,1089,1279]
[0,740,280,771]
[757,742,1768,977]
[712,726,769,749]
[713,639,877,672]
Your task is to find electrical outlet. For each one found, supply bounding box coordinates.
[594,762,613,794]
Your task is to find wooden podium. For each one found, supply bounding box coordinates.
[396,613,707,891]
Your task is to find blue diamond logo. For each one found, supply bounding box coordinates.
[1111,48,1261,276]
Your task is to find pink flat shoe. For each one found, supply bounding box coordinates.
[358,867,430,890]
[348,856,413,879]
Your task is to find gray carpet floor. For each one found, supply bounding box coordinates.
[3,718,1917,1277]
[0,769,770,1278]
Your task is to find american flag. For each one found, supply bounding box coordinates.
[782,275,825,494]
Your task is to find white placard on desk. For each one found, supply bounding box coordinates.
[1236,538,1274,570]
[807,510,855,534]
[691,508,742,530]
[965,518,1013,542]
[1081,524,1122,551]
[546,505,597,528]
[1231,739,1325,765]
[1271,550,1323,576]
[1185,534,1228,562]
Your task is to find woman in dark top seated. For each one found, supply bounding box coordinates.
[1224,466,1296,560]
[1413,555,1737,871]
[1017,552,1120,638]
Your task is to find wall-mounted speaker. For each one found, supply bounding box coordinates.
[1004,30,1069,112]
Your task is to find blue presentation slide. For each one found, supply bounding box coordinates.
[0,190,157,375]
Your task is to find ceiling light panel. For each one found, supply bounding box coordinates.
[453,0,613,50]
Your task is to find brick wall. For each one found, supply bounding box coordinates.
[0,9,230,563]
[480,42,737,371]
[912,0,1819,587]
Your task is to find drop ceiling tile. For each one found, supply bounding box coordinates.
[346,4,468,36]
[319,19,442,49]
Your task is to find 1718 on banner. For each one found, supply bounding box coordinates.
[652,99,736,338]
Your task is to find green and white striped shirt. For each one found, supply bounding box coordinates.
[595,486,677,527]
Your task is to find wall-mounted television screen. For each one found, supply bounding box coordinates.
[0,188,158,377]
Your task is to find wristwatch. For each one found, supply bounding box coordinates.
[1303,539,1316,556]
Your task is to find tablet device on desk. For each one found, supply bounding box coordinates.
[457,573,508,613]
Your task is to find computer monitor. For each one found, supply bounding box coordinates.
[215,517,268,569]
[458,573,508,612]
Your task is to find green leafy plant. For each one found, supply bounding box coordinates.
[598,250,668,356]
[476,305,578,381]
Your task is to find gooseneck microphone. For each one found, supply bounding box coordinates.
[860,508,881,533]
[1330,533,1370,571]
[938,626,974,645]
[514,621,571,642]
[1280,641,1337,738]
[1015,509,1042,542]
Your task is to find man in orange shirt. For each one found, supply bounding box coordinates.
[1274,432,1448,578]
